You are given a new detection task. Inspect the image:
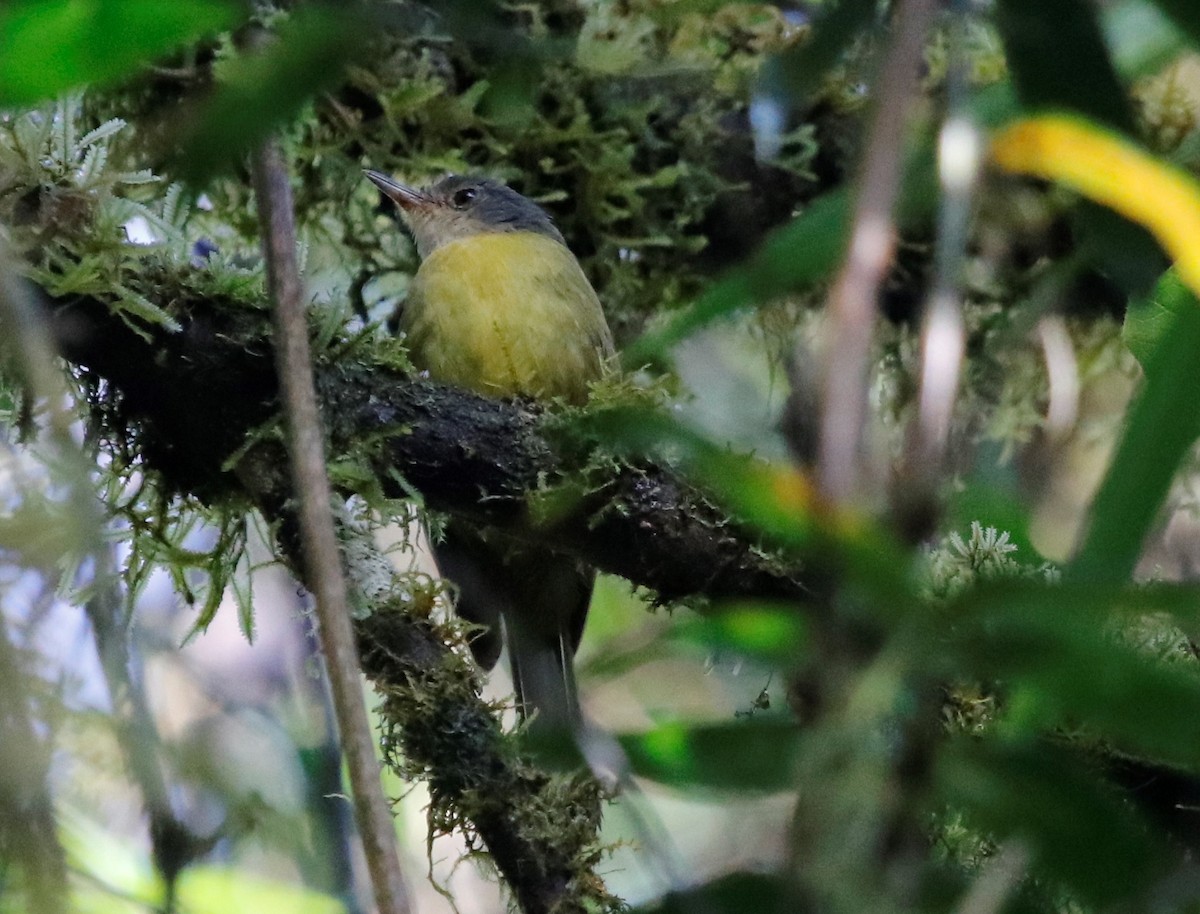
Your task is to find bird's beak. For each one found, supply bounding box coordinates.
[364,170,429,211]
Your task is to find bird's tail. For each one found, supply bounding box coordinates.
[432,521,591,731]
[506,613,580,733]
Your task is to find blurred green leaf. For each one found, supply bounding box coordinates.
[1147,0,1200,49]
[177,6,370,183]
[0,0,239,105]
[580,602,804,684]
[624,190,848,366]
[1123,268,1194,368]
[578,406,917,611]
[998,0,1168,296]
[0,488,96,568]
[947,581,1200,768]
[1074,272,1200,583]
[62,806,341,911]
[997,0,1169,285]
[632,872,787,914]
[937,739,1165,906]
[61,809,158,906]
[180,866,345,914]
[996,0,1134,133]
[673,604,807,667]
[620,718,799,792]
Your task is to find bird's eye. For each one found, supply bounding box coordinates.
[451,187,477,209]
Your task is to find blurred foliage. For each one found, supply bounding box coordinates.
[0,0,240,106]
[6,1,1200,914]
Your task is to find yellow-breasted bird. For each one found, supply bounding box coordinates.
[365,169,614,729]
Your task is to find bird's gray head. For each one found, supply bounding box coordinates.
[364,171,565,259]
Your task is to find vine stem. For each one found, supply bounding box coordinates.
[251,139,413,914]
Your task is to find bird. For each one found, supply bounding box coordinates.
[364,169,614,732]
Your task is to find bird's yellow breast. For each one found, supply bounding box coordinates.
[399,231,613,403]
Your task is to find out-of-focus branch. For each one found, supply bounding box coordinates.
[799,3,945,907]
[84,546,203,902]
[817,0,939,503]
[914,6,980,471]
[897,0,985,539]
[251,139,412,914]
[0,614,68,914]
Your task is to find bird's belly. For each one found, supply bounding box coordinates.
[401,233,608,402]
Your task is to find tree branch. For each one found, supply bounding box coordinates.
[252,139,413,914]
[817,0,939,502]
[47,289,806,606]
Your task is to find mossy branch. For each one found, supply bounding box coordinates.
[236,456,614,914]
[47,286,808,606]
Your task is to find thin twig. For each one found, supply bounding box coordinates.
[817,0,939,502]
[1037,315,1080,437]
[251,139,413,914]
[909,0,984,502]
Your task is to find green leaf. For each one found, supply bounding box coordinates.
[1073,272,1200,583]
[937,739,1165,906]
[947,580,1200,768]
[997,0,1168,296]
[619,718,799,792]
[0,0,240,105]
[1122,268,1195,368]
[632,873,787,914]
[176,6,371,183]
[673,604,807,667]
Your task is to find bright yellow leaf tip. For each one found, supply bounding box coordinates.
[991,115,1200,296]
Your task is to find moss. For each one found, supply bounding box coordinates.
[1133,61,1200,156]
[358,598,618,913]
